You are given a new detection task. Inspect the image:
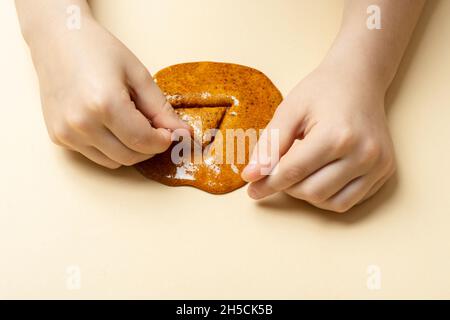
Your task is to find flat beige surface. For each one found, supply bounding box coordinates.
[1,0,450,299]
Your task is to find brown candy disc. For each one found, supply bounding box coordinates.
[135,62,282,194]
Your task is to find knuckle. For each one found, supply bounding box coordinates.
[382,152,397,172]
[66,112,91,132]
[120,158,135,167]
[120,153,142,166]
[281,165,305,185]
[334,127,355,152]
[133,65,153,87]
[105,162,122,170]
[153,101,176,122]
[87,92,113,117]
[388,161,397,176]
[119,88,132,105]
[360,138,382,164]
[135,66,153,86]
[52,123,73,144]
[93,102,111,118]
[363,139,382,159]
[90,92,110,109]
[48,130,62,146]
[374,147,397,176]
[284,189,299,200]
[162,100,175,114]
[128,133,150,150]
[331,202,352,213]
[301,186,328,203]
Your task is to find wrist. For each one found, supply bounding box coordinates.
[16,0,93,47]
[319,35,395,95]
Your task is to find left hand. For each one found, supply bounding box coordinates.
[241,64,396,213]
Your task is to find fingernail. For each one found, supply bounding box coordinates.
[241,164,258,182]
[247,185,262,200]
[179,120,193,132]
[259,154,271,166]
[162,128,173,138]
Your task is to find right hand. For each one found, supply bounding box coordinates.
[28,17,189,169]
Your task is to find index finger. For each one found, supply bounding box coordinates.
[247,128,342,200]
[127,65,192,133]
[101,89,172,155]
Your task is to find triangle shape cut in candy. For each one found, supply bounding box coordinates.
[135,62,283,194]
[175,105,229,147]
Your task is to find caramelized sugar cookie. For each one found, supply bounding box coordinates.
[135,62,282,194]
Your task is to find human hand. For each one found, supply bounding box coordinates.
[242,63,396,212]
[28,17,189,169]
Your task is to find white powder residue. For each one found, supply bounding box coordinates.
[230,164,239,174]
[210,164,221,175]
[174,166,195,180]
[204,156,214,166]
[181,114,191,122]
[166,94,182,102]
[172,160,198,181]
[201,92,212,99]
[230,96,240,106]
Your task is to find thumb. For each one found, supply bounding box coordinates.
[127,66,191,132]
[241,99,306,182]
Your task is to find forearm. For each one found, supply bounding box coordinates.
[322,0,426,92]
[15,0,93,45]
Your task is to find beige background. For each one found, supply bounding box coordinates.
[1,0,449,299]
